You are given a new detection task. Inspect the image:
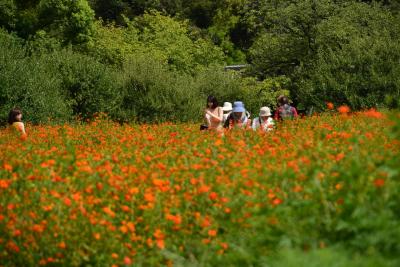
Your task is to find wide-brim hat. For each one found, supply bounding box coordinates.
[259,106,272,117]
[222,102,232,111]
[233,101,245,113]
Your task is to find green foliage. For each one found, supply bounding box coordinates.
[37,0,96,44]
[119,57,242,123]
[238,76,290,116]
[207,1,247,64]
[265,248,399,267]
[50,50,124,120]
[249,0,400,110]
[0,0,17,30]
[0,28,71,124]
[130,11,225,74]
[119,55,198,123]
[299,2,400,110]
[89,12,225,74]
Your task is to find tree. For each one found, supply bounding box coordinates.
[37,0,96,44]
[300,2,400,109]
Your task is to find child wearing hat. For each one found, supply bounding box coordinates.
[252,106,274,132]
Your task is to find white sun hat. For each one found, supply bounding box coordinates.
[259,106,272,117]
[222,102,233,111]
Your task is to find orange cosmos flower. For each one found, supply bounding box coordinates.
[63,197,72,207]
[6,240,20,253]
[103,207,116,218]
[153,229,165,240]
[111,253,119,259]
[124,256,132,265]
[364,108,384,119]
[58,241,66,249]
[156,239,165,249]
[3,163,13,172]
[337,105,350,114]
[93,233,101,240]
[166,214,182,225]
[208,229,217,237]
[209,192,218,201]
[326,102,334,110]
[373,178,385,187]
[0,179,11,189]
[272,198,283,206]
[120,225,129,234]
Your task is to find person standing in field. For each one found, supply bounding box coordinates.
[252,106,274,132]
[204,95,223,132]
[224,101,251,129]
[8,108,27,138]
[274,96,298,121]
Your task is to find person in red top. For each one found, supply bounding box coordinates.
[274,95,298,121]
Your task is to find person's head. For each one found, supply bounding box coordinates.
[278,96,289,106]
[8,108,22,125]
[207,95,218,109]
[233,112,243,121]
[232,101,246,121]
[259,107,272,121]
[222,102,232,113]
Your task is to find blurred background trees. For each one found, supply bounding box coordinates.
[0,0,399,124]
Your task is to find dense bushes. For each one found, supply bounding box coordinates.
[0,29,71,125]
[1,1,400,124]
[0,27,250,124]
[249,1,400,111]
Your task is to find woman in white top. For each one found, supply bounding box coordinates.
[252,106,274,132]
[204,95,223,131]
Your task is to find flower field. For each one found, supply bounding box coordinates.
[1,110,400,266]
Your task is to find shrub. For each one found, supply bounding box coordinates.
[0,28,71,125]
[49,49,124,121]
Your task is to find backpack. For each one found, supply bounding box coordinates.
[278,104,295,120]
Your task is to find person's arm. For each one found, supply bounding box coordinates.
[246,118,252,130]
[206,107,223,122]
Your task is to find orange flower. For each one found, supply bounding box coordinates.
[103,207,116,218]
[209,192,218,201]
[166,214,182,225]
[58,241,66,249]
[124,256,132,265]
[63,197,72,207]
[337,105,350,114]
[6,240,20,253]
[373,178,385,187]
[153,229,165,240]
[272,198,283,206]
[156,239,165,249]
[326,102,334,110]
[111,253,119,259]
[120,225,128,234]
[0,179,11,189]
[3,163,13,172]
[364,108,384,119]
[208,229,217,237]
